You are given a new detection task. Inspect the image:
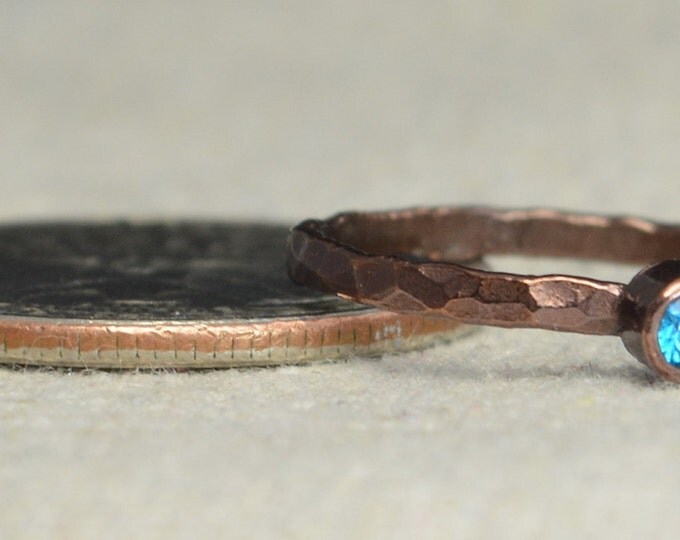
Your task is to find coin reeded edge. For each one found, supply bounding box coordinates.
[0,312,467,369]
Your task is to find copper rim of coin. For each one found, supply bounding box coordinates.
[0,312,466,369]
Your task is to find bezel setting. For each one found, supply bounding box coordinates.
[641,280,680,380]
[622,260,680,382]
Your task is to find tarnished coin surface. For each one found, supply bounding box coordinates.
[0,222,465,368]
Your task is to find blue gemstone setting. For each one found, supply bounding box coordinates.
[658,299,680,367]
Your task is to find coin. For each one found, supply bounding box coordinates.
[0,222,465,368]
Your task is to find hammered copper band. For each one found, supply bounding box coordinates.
[287,207,680,336]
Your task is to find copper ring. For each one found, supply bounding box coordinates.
[287,207,680,382]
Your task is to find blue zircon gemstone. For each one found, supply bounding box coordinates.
[658,299,680,367]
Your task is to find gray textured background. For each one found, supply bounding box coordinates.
[2,2,680,538]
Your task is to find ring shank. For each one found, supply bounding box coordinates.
[287,207,680,336]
